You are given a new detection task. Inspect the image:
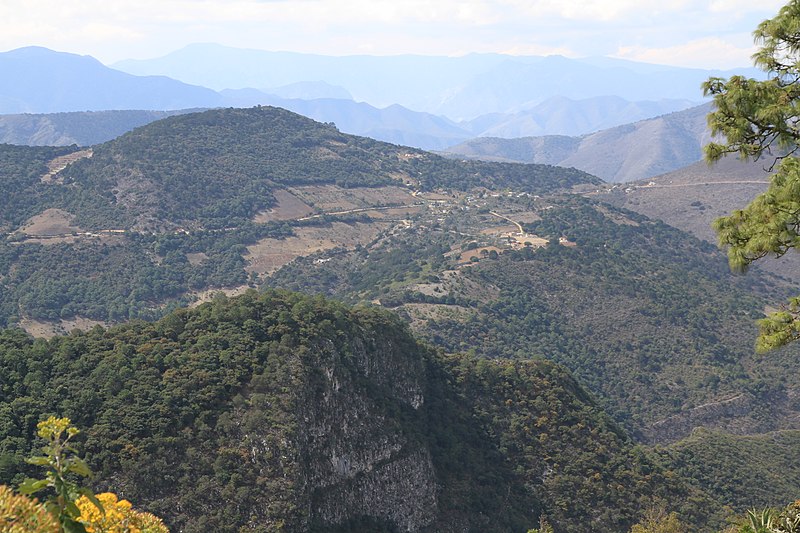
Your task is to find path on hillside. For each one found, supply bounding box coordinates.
[638,180,769,189]
[297,202,423,221]
[8,203,428,242]
[488,211,523,233]
[41,149,93,183]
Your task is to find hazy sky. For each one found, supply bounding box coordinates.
[0,0,788,68]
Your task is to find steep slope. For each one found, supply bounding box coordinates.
[0,47,223,113]
[52,106,597,230]
[0,290,713,533]
[5,105,799,448]
[598,154,800,286]
[446,103,712,182]
[659,429,800,513]
[599,155,772,244]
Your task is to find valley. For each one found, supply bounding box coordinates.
[5,2,800,531]
[1,105,799,533]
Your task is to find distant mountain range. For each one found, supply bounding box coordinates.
[0,100,712,176]
[0,47,223,113]
[445,103,712,182]
[112,43,759,120]
[0,45,757,165]
[460,95,696,138]
[0,46,715,150]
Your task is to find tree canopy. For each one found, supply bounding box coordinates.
[705,0,800,351]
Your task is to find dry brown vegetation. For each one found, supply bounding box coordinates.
[19,208,80,236]
[19,316,107,338]
[245,221,388,276]
[253,189,315,222]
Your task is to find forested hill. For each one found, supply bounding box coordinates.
[0,106,598,329]
[49,106,600,230]
[0,290,717,533]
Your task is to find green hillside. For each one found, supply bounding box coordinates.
[54,106,599,230]
[0,144,90,230]
[267,195,800,441]
[3,107,800,529]
[0,290,714,533]
[659,429,800,512]
[0,107,598,328]
[3,107,599,232]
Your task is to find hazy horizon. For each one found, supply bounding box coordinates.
[0,0,787,70]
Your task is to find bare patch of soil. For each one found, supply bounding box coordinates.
[20,316,107,339]
[20,208,80,235]
[245,221,387,275]
[313,146,343,160]
[190,285,251,307]
[186,252,209,265]
[361,206,422,219]
[458,246,504,263]
[41,149,93,184]
[253,189,315,222]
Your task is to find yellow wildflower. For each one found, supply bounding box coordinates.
[77,492,169,533]
[0,484,59,533]
[36,416,75,441]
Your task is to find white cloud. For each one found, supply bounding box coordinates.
[0,0,789,67]
[708,0,786,14]
[615,37,758,69]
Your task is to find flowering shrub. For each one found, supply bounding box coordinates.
[0,484,60,532]
[17,416,168,533]
[76,493,168,533]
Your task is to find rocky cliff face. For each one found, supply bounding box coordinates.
[209,298,440,532]
[297,331,438,532]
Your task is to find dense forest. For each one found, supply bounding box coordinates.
[265,195,800,517]
[0,290,723,533]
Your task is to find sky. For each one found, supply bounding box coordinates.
[0,0,789,69]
